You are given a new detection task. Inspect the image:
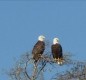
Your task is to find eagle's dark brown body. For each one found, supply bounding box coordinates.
[32,41,45,62]
[51,43,63,59]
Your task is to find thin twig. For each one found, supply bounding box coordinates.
[24,61,31,80]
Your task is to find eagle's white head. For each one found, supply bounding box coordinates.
[38,35,45,41]
[53,38,59,44]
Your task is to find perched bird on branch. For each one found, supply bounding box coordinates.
[51,38,63,65]
[32,35,45,63]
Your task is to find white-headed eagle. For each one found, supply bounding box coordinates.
[32,35,45,63]
[51,38,63,65]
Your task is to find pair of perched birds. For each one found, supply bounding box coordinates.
[32,35,63,65]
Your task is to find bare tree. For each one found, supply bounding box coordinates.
[8,51,73,80]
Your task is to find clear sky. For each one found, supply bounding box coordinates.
[0,1,86,80]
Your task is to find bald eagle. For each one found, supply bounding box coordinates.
[51,38,63,65]
[32,35,45,63]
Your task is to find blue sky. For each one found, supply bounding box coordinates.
[0,1,86,80]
